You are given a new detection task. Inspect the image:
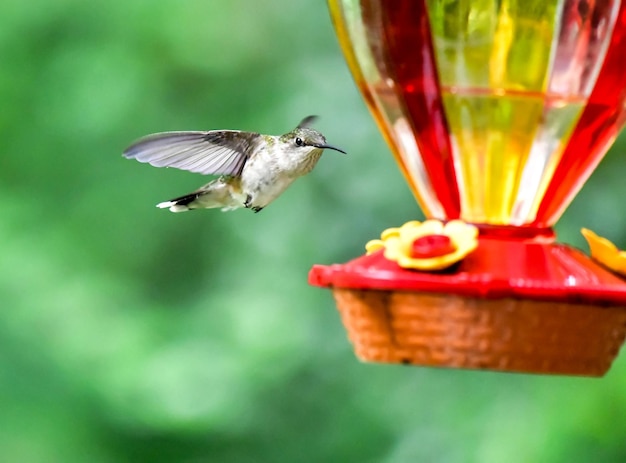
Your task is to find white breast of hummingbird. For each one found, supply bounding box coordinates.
[240,135,323,209]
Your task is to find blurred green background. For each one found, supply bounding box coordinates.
[2,0,626,462]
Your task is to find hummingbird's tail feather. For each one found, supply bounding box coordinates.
[156,193,200,212]
[156,178,244,212]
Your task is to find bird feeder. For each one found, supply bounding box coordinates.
[309,0,626,376]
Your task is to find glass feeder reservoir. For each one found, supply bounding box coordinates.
[309,0,626,376]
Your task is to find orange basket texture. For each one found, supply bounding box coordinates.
[333,288,626,376]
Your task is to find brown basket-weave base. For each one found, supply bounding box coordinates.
[333,288,626,376]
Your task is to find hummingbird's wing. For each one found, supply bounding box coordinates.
[123,130,260,176]
[297,115,318,128]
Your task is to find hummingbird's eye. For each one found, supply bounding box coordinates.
[295,137,304,147]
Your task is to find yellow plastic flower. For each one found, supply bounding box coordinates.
[581,228,626,276]
[366,220,479,271]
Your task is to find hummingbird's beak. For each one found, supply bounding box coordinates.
[315,143,347,154]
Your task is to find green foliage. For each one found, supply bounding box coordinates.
[1,0,626,462]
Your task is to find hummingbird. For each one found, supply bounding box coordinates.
[123,116,346,213]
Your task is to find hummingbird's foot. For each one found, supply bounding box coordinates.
[244,195,262,212]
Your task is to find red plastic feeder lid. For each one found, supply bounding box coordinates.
[309,235,626,306]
